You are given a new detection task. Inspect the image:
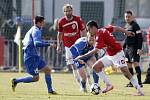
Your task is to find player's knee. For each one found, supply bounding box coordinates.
[121,67,132,80]
[93,61,103,73]
[93,65,102,73]
[33,76,39,82]
[45,68,51,74]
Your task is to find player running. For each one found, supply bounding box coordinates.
[11,16,57,95]
[76,20,144,96]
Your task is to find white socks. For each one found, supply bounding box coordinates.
[97,71,111,85]
[130,76,142,92]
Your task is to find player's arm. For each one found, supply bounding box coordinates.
[133,24,143,55]
[57,32,62,52]
[81,28,87,37]
[79,17,87,37]
[75,48,99,61]
[33,31,50,47]
[112,26,135,36]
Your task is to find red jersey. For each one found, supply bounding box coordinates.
[147,27,150,45]
[58,15,85,47]
[95,25,122,56]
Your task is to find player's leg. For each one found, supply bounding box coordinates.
[39,58,56,94]
[114,50,144,96]
[133,52,143,87]
[124,46,134,87]
[120,66,144,96]
[86,57,99,84]
[11,57,40,92]
[65,47,81,85]
[93,56,114,93]
[78,66,87,92]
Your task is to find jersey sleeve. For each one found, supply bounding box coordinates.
[95,30,104,49]
[32,30,50,47]
[104,24,114,33]
[78,17,85,31]
[58,19,63,32]
[133,23,143,49]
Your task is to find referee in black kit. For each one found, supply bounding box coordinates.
[123,10,143,87]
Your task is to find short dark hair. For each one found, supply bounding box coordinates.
[125,10,133,15]
[35,16,45,24]
[86,20,98,31]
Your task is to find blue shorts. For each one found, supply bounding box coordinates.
[70,46,92,69]
[24,56,46,76]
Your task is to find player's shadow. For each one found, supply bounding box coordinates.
[58,93,95,97]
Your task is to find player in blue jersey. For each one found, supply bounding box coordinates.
[11,16,57,95]
[70,32,102,92]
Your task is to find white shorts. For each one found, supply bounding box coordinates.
[100,50,127,68]
[65,47,74,65]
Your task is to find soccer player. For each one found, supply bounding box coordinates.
[11,16,57,95]
[70,32,101,92]
[124,10,143,87]
[143,27,150,84]
[75,20,144,96]
[57,4,86,85]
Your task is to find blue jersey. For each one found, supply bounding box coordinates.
[22,26,49,61]
[70,37,94,60]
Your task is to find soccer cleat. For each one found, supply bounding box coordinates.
[102,84,114,93]
[48,91,58,95]
[133,91,144,96]
[126,82,133,87]
[142,80,150,84]
[11,78,17,92]
[139,83,143,88]
[80,87,87,93]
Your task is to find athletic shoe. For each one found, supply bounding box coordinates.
[102,84,114,93]
[126,82,133,87]
[142,80,150,84]
[11,78,17,92]
[133,91,144,96]
[80,87,87,93]
[48,91,58,95]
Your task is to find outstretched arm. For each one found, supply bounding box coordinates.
[75,48,99,61]
[113,26,135,36]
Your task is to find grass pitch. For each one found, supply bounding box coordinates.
[0,72,150,100]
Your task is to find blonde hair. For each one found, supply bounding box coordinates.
[63,4,73,11]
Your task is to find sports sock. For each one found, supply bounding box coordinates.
[45,74,53,93]
[81,80,86,89]
[14,76,33,83]
[135,66,142,84]
[130,76,141,92]
[97,71,110,85]
[93,71,99,83]
[72,69,81,84]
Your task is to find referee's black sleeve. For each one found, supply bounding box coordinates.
[133,24,143,49]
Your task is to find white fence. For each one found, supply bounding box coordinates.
[2,40,66,71]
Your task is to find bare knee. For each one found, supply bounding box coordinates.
[93,61,103,73]
[33,76,39,82]
[120,67,132,80]
[41,66,51,75]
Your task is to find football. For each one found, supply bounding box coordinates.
[90,83,101,95]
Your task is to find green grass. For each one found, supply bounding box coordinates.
[0,72,150,100]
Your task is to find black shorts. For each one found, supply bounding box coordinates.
[124,46,140,63]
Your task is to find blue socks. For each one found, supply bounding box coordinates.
[14,76,33,83]
[93,71,99,83]
[45,74,53,93]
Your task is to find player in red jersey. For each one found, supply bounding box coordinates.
[57,4,87,91]
[76,20,144,96]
